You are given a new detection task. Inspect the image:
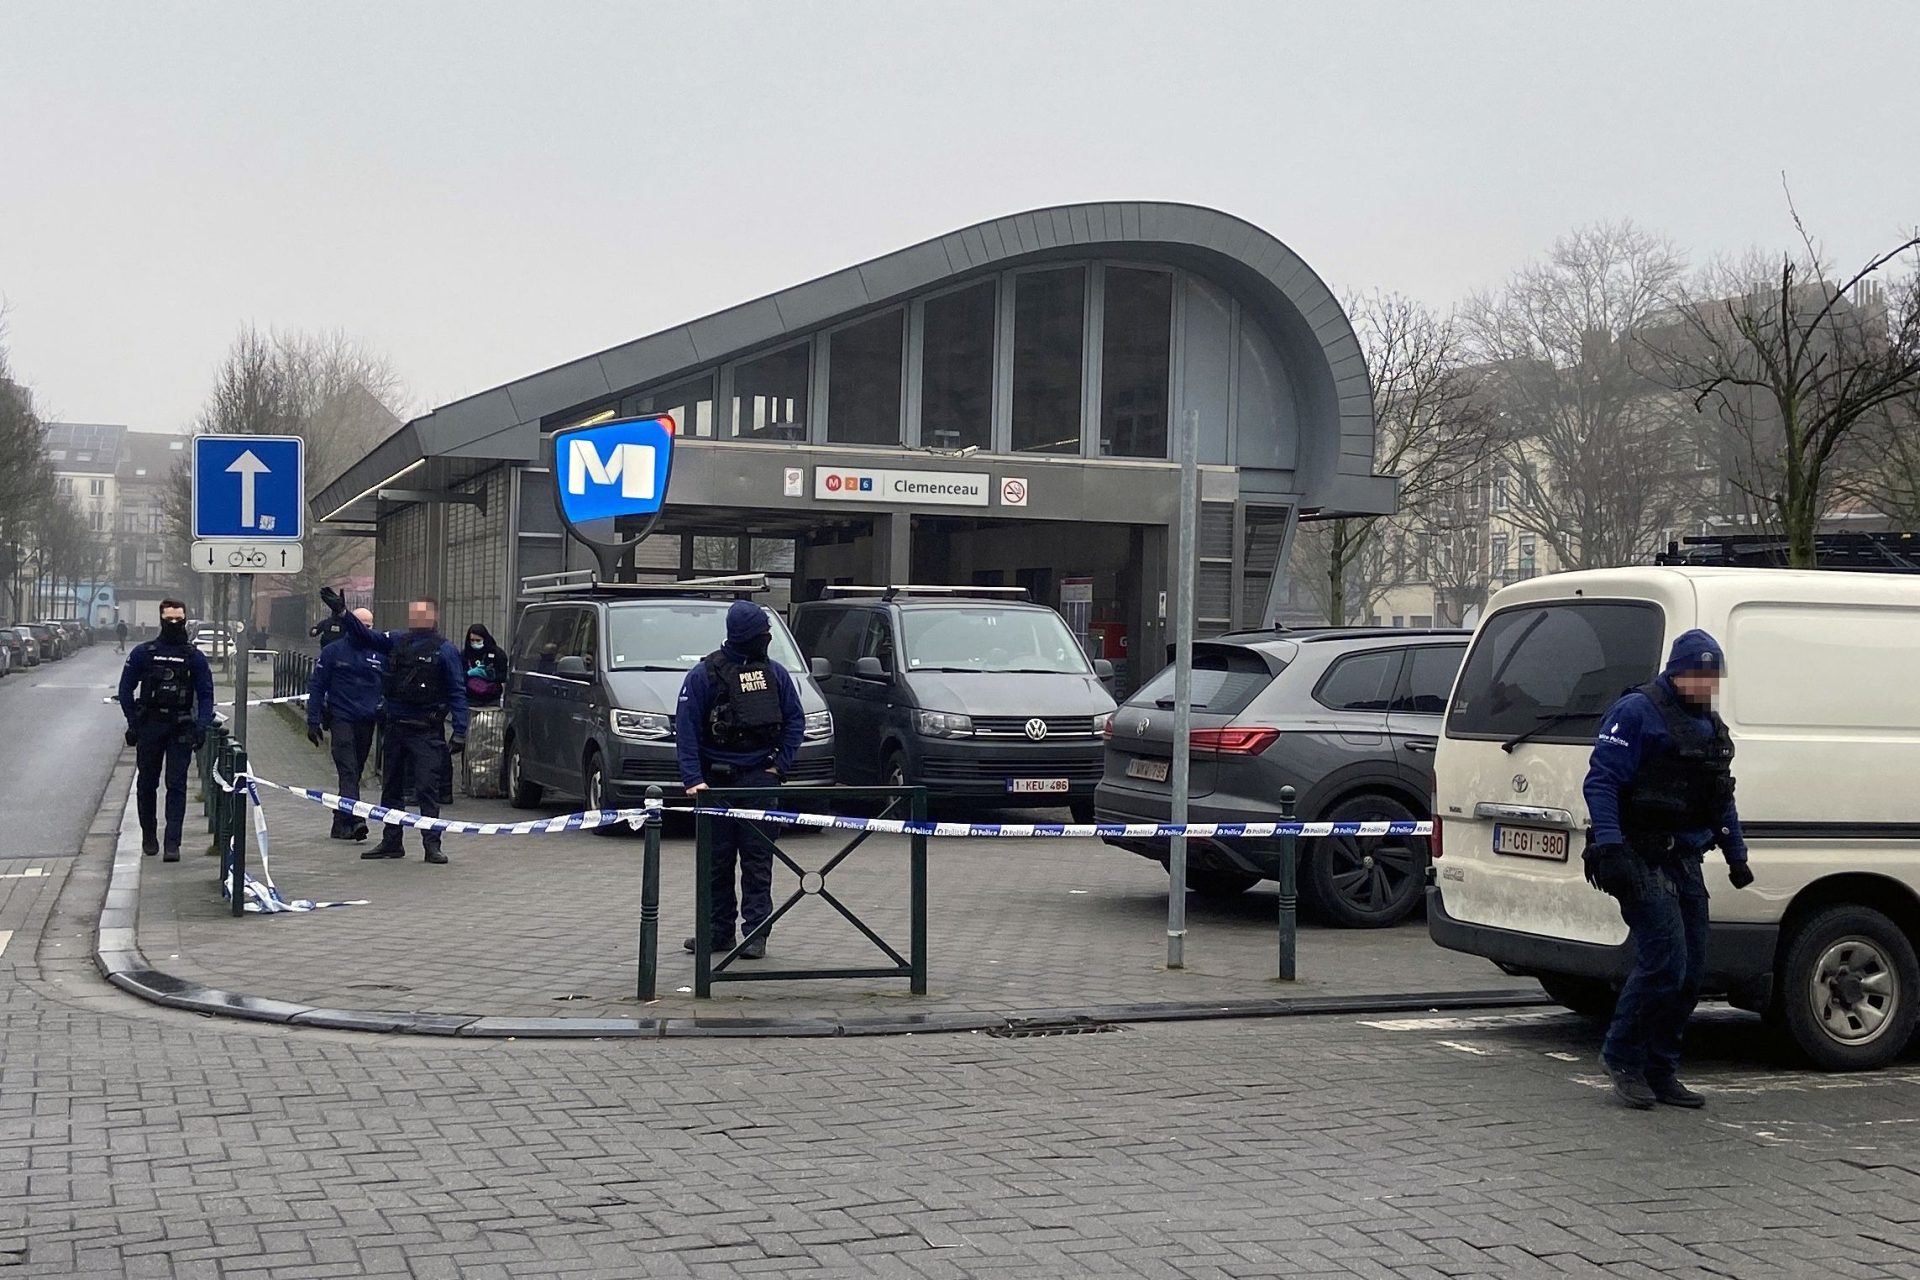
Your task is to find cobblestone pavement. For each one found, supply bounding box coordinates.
[132,706,1529,1021]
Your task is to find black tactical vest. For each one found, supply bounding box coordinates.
[704,652,785,751]
[384,634,448,717]
[139,650,196,723]
[1621,680,1736,837]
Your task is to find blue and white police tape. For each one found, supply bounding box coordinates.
[222,769,1433,840]
[102,692,309,708]
[211,768,368,913]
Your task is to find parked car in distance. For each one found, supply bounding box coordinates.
[501,583,836,816]
[1096,627,1468,927]
[64,620,93,648]
[0,626,32,670]
[192,627,227,658]
[790,587,1117,820]
[25,623,64,661]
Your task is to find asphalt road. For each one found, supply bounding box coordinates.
[0,643,124,858]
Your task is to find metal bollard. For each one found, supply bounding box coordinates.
[228,742,249,917]
[637,785,663,1000]
[1277,785,1298,981]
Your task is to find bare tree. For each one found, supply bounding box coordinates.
[1464,222,1704,570]
[1293,293,1503,624]
[1658,208,1920,565]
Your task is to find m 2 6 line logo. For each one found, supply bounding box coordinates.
[553,415,676,527]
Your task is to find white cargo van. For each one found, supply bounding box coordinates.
[1429,567,1920,1070]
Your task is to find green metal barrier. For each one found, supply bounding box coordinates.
[693,785,927,998]
[636,786,664,999]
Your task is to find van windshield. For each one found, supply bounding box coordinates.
[1446,601,1664,743]
[606,604,804,671]
[900,607,1091,675]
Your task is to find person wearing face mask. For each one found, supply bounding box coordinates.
[321,587,468,864]
[462,624,507,707]
[675,600,804,960]
[306,608,384,842]
[116,598,215,861]
[1582,629,1752,1111]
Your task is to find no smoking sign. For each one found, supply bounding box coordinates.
[1000,477,1028,507]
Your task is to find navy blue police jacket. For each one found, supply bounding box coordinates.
[117,641,216,731]
[306,636,386,728]
[1583,675,1748,864]
[335,611,469,737]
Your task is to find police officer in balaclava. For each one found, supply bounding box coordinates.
[117,598,215,860]
[676,599,804,960]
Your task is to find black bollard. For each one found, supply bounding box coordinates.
[637,785,663,999]
[1277,785,1298,981]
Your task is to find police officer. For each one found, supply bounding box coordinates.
[306,607,384,842]
[676,600,804,960]
[323,589,468,864]
[116,598,215,861]
[1583,629,1753,1110]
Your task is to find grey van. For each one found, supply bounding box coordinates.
[501,591,835,812]
[790,589,1117,818]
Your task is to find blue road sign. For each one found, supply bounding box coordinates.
[554,415,675,526]
[192,435,305,540]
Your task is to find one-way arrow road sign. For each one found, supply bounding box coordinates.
[192,434,304,540]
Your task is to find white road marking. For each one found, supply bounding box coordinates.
[0,868,47,879]
[1438,1040,1497,1056]
[0,930,12,957]
[1359,1010,1570,1032]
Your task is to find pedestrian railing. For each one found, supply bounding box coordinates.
[271,650,316,701]
[194,724,249,917]
[687,785,928,998]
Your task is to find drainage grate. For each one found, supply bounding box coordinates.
[987,1018,1125,1040]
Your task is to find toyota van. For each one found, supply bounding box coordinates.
[1429,566,1920,1069]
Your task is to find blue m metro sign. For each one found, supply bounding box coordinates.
[550,415,677,569]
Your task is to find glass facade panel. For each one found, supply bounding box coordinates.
[1099,267,1172,458]
[630,373,716,439]
[919,281,995,451]
[1011,268,1085,454]
[731,345,809,441]
[827,311,904,446]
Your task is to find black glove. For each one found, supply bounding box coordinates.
[1582,841,1635,899]
[1728,861,1755,890]
[318,585,346,615]
[448,736,465,756]
[307,726,325,747]
[124,726,138,747]
[189,728,207,751]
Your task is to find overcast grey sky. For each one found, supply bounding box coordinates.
[2,0,1915,432]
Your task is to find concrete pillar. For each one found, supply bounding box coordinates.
[872,513,912,584]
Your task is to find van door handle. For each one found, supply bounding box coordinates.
[1405,739,1437,753]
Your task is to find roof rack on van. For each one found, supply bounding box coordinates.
[519,570,770,599]
[1655,532,1920,573]
[820,584,1033,603]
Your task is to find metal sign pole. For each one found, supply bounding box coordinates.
[1168,409,1199,970]
[233,574,252,746]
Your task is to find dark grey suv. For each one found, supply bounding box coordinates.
[1095,628,1466,927]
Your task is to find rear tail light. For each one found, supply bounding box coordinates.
[1189,726,1281,756]
[1431,816,1443,858]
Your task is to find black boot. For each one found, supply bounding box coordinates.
[141,831,159,857]
[1647,1076,1706,1108]
[162,846,180,863]
[740,930,769,960]
[363,841,404,860]
[423,846,447,865]
[1605,1065,1656,1110]
[683,935,736,955]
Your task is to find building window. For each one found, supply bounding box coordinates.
[89,478,106,497]
[730,344,809,441]
[1011,267,1086,455]
[1491,466,1510,512]
[920,280,995,452]
[56,477,73,496]
[1490,533,1508,577]
[1099,267,1172,459]
[826,310,904,447]
[89,510,103,532]
[1518,534,1537,579]
[1411,614,1434,629]
[631,373,715,439]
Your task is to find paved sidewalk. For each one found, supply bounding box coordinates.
[127,702,1534,1024]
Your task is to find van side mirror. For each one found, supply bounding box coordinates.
[1093,658,1115,681]
[854,656,887,680]
[809,656,832,681]
[555,655,591,680]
